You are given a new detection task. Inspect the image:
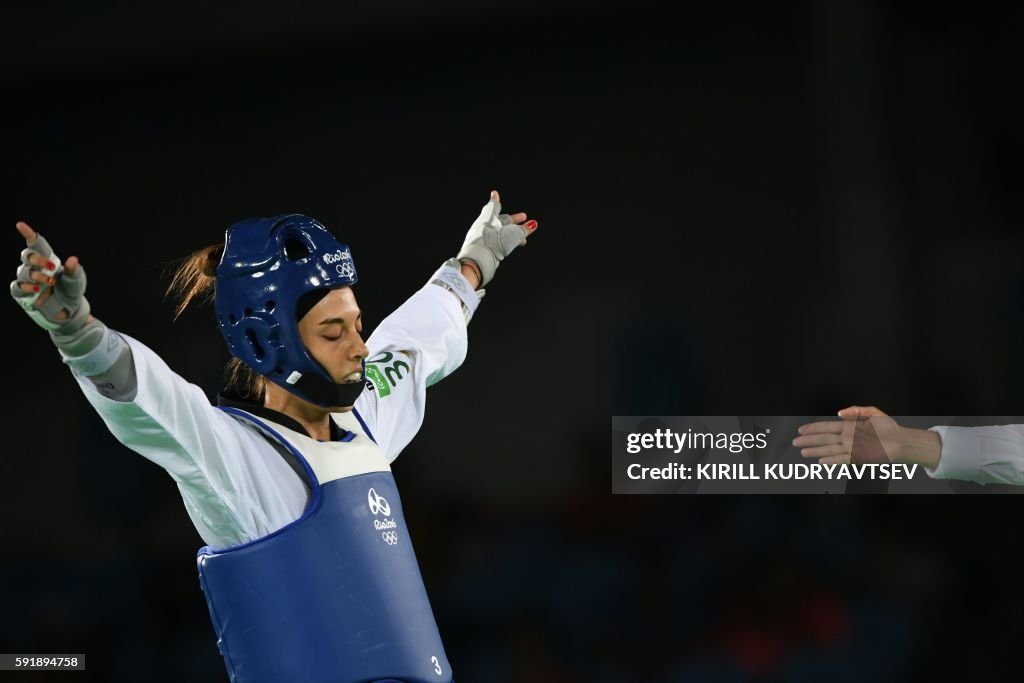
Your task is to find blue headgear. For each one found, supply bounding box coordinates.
[214,214,366,408]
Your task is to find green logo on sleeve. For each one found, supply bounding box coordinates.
[385,360,409,386]
[365,365,391,397]
[365,351,412,398]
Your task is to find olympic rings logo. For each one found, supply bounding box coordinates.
[382,530,399,545]
[367,488,391,516]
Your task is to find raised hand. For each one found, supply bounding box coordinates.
[10,221,91,333]
[457,190,539,287]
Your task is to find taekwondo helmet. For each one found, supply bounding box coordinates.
[214,214,366,408]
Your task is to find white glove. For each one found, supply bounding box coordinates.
[457,191,533,287]
[10,228,91,334]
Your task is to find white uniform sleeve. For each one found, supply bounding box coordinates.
[67,333,309,547]
[925,425,1024,485]
[352,268,473,463]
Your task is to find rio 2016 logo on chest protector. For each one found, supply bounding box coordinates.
[367,488,399,546]
[367,488,391,516]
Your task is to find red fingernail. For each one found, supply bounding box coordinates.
[46,261,55,270]
[526,220,538,230]
[47,277,55,286]
[32,285,39,292]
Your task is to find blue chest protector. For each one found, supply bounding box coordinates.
[197,408,452,683]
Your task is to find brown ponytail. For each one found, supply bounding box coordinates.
[165,243,267,402]
[165,243,222,320]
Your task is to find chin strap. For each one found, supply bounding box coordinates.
[284,364,366,409]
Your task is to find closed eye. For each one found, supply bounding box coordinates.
[323,335,341,342]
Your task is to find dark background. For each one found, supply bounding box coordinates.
[3,0,1023,680]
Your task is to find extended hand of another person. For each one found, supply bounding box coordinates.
[793,406,905,465]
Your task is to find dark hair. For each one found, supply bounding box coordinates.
[165,243,267,402]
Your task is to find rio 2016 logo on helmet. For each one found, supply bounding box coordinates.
[214,214,365,408]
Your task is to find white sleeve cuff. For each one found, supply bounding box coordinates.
[925,426,983,481]
[59,327,130,377]
[428,259,483,323]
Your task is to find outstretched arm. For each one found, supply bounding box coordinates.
[352,190,540,461]
[10,222,310,546]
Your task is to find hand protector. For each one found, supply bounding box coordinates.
[456,195,527,288]
[10,233,91,333]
